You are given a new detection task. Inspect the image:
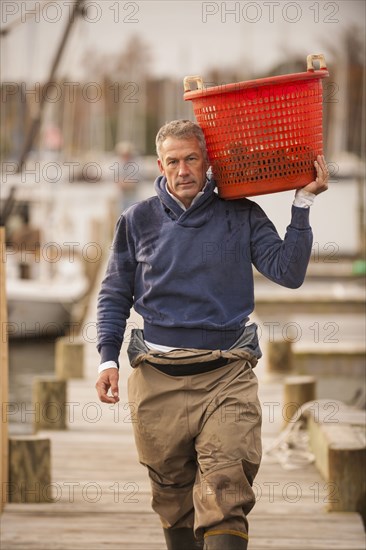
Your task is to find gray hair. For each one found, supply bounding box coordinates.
[155,119,208,162]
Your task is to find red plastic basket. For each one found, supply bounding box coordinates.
[183,54,329,198]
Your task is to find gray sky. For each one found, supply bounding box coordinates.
[1,0,365,82]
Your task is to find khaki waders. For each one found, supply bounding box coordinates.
[127,329,262,549]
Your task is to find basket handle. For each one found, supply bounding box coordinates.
[183,75,204,93]
[307,53,327,71]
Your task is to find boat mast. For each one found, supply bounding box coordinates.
[17,0,86,172]
[0,0,86,226]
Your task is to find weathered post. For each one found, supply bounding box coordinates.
[8,436,52,503]
[0,227,9,512]
[33,378,67,431]
[283,375,316,425]
[267,340,294,376]
[55,337,84,379]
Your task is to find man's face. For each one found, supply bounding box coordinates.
[157,136,208,209]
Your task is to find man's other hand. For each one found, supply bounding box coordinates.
[95,368,120,404]
[302,154,329,195]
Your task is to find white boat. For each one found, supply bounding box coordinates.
[6,258,89,339]
[2,166,116,339]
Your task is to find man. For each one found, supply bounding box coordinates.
[96,120,329,550]
[114,141,141,215]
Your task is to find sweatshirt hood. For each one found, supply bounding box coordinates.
[154,175,217,227]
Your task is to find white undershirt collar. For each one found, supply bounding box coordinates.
[165,180,208,210]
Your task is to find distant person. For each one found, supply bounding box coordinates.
[96,120,329,549]
[114,141,140,214]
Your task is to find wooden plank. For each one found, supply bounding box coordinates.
[1,511,365,550]
[254,298,365,315]
[293,347,366,377]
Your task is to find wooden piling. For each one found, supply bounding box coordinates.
[33,378,67,431]
[307,412,366,515]
[267,340,294,375]
[8,436,52,503]
[0,226,9,513]
[283,375,316,424]
[55,338,84,379]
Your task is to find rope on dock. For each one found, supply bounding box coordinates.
[263,399,346,470]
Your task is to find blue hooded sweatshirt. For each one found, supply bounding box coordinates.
[97,176,312,363]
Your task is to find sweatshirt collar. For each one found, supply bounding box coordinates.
[154,175,217,226]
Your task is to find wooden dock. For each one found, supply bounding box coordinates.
[1,277,365,549]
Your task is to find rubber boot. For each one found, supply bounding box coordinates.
[163,527,204,550]
[203,533,248,550]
